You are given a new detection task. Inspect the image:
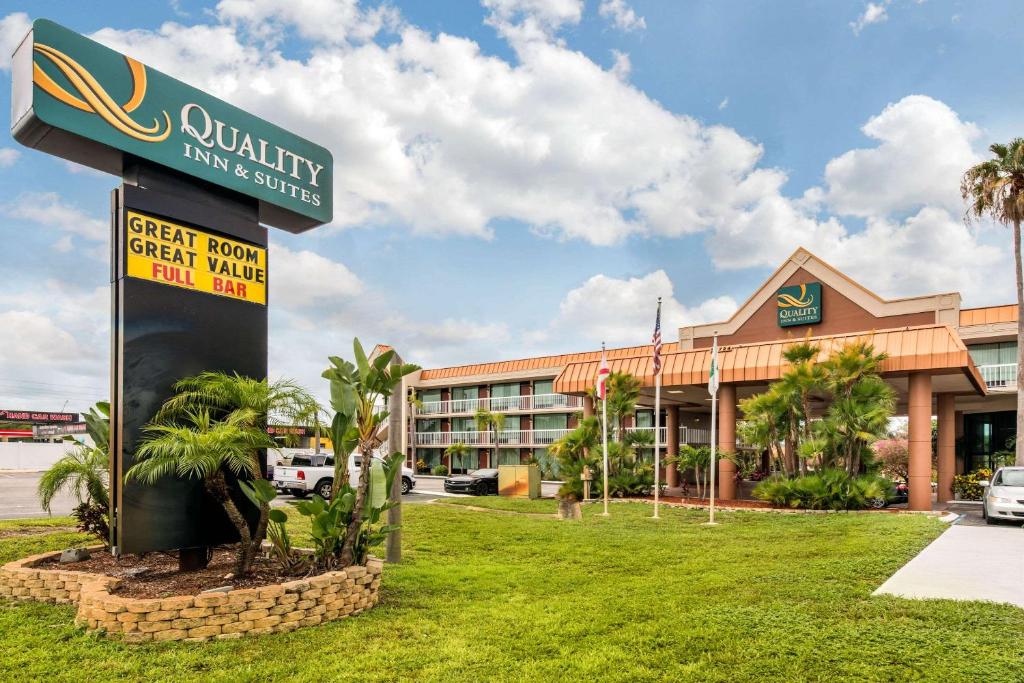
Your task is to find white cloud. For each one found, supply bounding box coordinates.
[268,242,363,309]
[4,192,107,242]
[718,97,729,111]
[851,2,889,35]
[0,148,19,167]
[482,0,583,43]
[215,0,398,45]
[0,12,29,70]
[598,0,646,32]
[824,95,980,217]
[546,270,738,347]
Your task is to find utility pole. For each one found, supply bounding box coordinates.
[385,350,404,563]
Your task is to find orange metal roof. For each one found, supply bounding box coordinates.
[553,325,986,395]
[418,342,679,381]
[959,305,1017,326]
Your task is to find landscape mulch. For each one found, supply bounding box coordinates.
[38,546,304,599]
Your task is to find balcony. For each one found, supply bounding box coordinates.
[978,363,1017,391]
[413,426,712,448]
[415,393,584,416]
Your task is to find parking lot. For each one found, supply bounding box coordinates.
[0,471,562,518]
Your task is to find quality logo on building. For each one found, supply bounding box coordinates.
[777,282,822,327]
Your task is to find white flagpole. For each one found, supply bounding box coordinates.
[601,343,610,517]
[653,371,661,519]
[707,334,719,526]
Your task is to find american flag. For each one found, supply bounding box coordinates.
[596,345,610,400]
[652,298,663,376]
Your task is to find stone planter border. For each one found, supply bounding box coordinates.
[0,547,382,642]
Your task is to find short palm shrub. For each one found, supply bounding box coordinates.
[753,469,890,510]
[37,401,111,545]
[431,464,449,476]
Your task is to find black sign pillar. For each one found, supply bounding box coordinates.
[110,160,268,560]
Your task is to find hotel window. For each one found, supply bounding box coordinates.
[635,410,654,428]
[414,449,442,472]
[533,379,555,408]
[498,448,521,466]
[417,419,440,433]
[419,389,442,413]
[451,385,478,412]
[451,417,476,437]
[500,415,522,445]
[534,414,567,443]
[968,342,1017,366]
[490,382,521,411]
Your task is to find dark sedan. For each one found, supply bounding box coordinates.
[444,468,499,495]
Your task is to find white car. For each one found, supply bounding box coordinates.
[273,452,416,500]
[980,467,1024,525]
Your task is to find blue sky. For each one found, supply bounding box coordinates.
[0,0,1020,410]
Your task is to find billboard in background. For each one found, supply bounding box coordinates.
[0,409,79,424]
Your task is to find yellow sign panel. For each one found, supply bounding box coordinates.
[125,211,267,305]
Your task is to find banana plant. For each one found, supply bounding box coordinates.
[322,339,418,567]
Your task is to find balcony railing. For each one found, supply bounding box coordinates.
[415,393,584,416]
[978,363,1017,390]
[413,426,712,448]
[413,429,572,447]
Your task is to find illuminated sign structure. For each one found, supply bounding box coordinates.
[11,19,332,232]
[125,210,267,305]
[11,18,332,561]
[777,283,822,327]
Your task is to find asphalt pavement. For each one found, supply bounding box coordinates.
[0,471,77,520]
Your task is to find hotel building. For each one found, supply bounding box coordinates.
[399,248,1019,512]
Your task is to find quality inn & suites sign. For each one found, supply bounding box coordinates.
[10,19,332,233]
[776,282,822,327]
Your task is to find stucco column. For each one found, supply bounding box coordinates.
[936,393,955,505]
[666,405,680,488]
[718,384,738,500]
[908,372,933,512]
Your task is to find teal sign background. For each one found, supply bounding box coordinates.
[777,282,822,327]
[14,19,332,230]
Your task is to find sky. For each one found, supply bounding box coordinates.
[0,0,1021,412]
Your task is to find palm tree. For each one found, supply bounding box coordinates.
[777,341,825,474]
[126,409,276,575]
[963,139,1024,465]
[444,442,471,473]
[474,407,505,468]
[322,339,419,567]
[38,402,111,544]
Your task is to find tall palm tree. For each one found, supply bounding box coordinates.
[126,409,275,575]
[474,407,505,468]
[778,341,825,474]
[963,139,1024,465]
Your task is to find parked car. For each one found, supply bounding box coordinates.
[444,468,499,495]
[980,467,1024,524]
[870,480,909,509]
[273,452,415,499]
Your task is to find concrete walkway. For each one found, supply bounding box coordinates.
[874,522,1024,609]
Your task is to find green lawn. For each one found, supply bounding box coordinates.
[2,504,1023,682]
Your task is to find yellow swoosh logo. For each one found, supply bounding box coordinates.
[778,284,814,308]
[33,43,171,143]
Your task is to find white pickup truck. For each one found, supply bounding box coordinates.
[273,452,416,500]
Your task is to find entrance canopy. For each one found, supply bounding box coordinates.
[553,324,987,397]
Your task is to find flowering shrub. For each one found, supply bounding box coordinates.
[952,468,991,501]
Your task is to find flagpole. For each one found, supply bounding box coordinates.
[601,342,610,517]
[707,334,719,526]
[653,371,661,519]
